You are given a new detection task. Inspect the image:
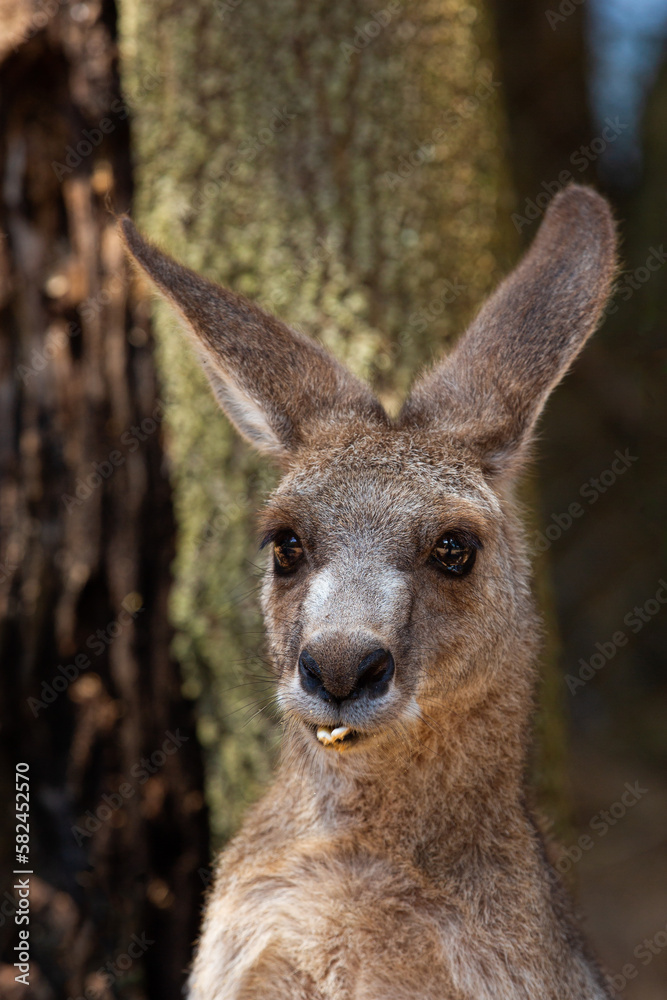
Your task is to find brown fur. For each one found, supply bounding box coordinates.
[120,185,617,999]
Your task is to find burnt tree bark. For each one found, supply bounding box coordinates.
[0,3,208,999]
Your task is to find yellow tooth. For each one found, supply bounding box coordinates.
[317,728,332,745]
[330,727,351,742]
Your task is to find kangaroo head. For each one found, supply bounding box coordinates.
[121,186,616,764]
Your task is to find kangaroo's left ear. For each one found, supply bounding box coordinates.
[400,186,617,478]
[120,218,387,464]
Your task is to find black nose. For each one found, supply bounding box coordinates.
[298,647,395,703]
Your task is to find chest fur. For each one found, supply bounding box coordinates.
[189,846,605,1000]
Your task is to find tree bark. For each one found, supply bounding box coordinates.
[118,0,566,841]
[0,3,208,998]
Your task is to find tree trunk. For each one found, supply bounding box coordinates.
[0,3,208,998]
[487,0,594,207]
[118,0,566,841]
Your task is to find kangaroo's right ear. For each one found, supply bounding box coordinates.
[400,186,617,479]
[120,218,386,462]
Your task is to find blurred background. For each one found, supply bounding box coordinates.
[0,0,665,997]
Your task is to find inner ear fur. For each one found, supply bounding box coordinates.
[400,185,618,478]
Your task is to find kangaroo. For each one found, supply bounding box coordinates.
[121,184,617,1000]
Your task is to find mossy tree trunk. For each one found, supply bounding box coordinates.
[118,0,566,840]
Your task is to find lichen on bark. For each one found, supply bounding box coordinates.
[118,0,560,843]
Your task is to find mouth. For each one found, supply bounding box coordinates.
[312,724,361,750]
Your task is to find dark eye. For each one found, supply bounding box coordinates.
[430,533,478,577]
[273,531,304,575]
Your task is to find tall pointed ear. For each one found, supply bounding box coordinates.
[399,186,617,478]
[119,218,386,462]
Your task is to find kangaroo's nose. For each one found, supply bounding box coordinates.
[298,647,395,703]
